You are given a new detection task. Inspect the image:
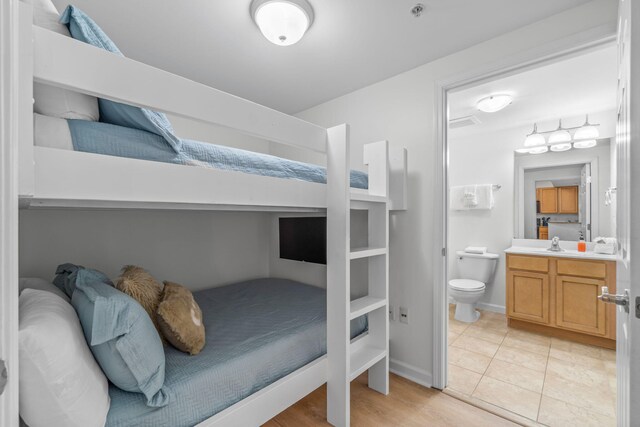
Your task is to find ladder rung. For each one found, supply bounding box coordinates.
[350,345,387,381]
[350,246,387,259]
[350,191,388,204]
[350,296,386,319]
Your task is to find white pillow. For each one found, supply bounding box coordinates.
[19,276,70,302]
[21,0,99,121]
[19,289,110,427]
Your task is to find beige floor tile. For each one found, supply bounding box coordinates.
[550,338,603,359]
[507,329,552,346]
[462,325,507,345]
[448,330,460,345]
[501,335,550,357]
[609,374,617,394]
[484,358,545,393]
[475,315,509,332]
[472,376,541,420]
[447,364,482,396]
[604,359,616,375]
[449,319,470,335]
[546,357,609,387]
[600,347,616,362]
[494,345,548,372]
[449,346,492,374]
[548,347,605,370]
[543,374,616,418]
[452,335,500,358]
[537,395,616,427]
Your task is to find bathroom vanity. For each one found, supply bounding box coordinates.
[504,246,616,349]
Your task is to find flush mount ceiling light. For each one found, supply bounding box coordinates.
[573,115,600,140]
[251,0,314,46]
[524,123,546,147]
[476,94,512,113]
[573,139,597,149]
[548,120,572,144]
[550,142,572,152]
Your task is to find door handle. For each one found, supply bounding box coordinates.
[598,286,630,312]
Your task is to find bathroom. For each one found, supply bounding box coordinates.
[444,44,618,425]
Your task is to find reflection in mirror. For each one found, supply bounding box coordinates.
[514,139,615,242]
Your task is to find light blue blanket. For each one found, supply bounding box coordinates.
[105,279,367,427]
[67,120,368,189]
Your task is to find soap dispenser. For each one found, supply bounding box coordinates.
[578,231,586,252]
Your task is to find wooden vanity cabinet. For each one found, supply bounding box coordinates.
[558,186,579,214]
[538,188,559,213]
[506,254,616,349]
[537,186,579,214]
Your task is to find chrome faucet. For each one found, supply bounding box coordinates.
[548,236,564,252]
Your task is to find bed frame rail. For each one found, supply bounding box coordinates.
[31,26,327,153]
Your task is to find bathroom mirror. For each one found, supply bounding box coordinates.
[514,139,615,242]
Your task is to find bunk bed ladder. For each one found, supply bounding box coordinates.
[327,125,389,427]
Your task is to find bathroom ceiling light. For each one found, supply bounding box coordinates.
[548,120,572,144]
[476,94,512,113]
[528,146,549,155]
[573,139,597,149]
[550,142,572,152]
[524,123,546,147]
[251,0,314,46]
[573,115,600,140]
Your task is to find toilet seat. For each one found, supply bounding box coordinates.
[448,279,485,291]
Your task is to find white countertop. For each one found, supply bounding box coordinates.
[505,246,617,261]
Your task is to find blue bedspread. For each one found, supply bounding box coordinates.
[67,120,368,189]
[105,279,367,427]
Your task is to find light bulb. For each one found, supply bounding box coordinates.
[573,139,597,149]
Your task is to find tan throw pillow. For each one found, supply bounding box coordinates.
[157,281,205,355]
[115,266,163,335]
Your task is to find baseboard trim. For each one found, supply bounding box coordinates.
[389,358,432,388]
[447,297,506,314]
[476,302,506,314]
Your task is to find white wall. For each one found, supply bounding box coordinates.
[285,1,617,383]
[19,209,271,291]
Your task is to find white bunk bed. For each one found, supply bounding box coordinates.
[16,4,407,427]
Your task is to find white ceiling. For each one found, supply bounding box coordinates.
[449,45,618,137]
[51,0,592,113]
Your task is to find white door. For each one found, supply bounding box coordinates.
[610,0,639,425]
[0,0,21,425]
[580,163,592,241]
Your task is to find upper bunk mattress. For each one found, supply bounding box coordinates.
[33,114,368,189]
[105,278,367,427]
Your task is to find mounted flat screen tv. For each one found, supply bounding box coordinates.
[279,217,326,264]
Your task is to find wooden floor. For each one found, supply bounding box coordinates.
[264,373,518,426]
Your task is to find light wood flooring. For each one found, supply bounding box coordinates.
[447,305,616,426]
[264,373,517,426]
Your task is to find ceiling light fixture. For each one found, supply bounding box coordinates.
[550,143,572,152]
[476,94,512,113]
[251,0,314,46]
[573,139,597,149]
[548,120,572,144]
[524,123,546,147]
[573,115,600,140]
[515,147,532,154]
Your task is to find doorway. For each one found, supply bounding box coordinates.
[433,34,620,426]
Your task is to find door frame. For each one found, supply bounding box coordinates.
[432,27,616,390]
[0,0,21,424]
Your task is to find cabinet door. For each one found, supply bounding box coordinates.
[539,188,558,213]
[558,186,579,214]
[556,275,607,336]
[507,270,550,324]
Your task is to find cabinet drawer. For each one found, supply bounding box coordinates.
[557,259,606,278]
[507,255,549,273]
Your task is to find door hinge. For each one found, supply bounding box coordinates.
[636,296,640,319]
[442,247,447,257]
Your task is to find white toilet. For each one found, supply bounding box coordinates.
[449,251,499,323]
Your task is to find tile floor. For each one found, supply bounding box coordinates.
[447,305,616,427]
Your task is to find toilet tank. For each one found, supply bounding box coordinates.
[456,251,499,283]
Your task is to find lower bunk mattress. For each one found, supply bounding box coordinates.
[106,278,367,427]
[33,113,369,189]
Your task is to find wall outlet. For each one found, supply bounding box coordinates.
[389,305,395,321]
[399,306,409,324]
